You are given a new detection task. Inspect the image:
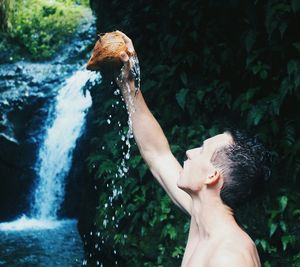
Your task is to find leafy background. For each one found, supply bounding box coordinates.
[81,0,300,266]
[0,0,90,60]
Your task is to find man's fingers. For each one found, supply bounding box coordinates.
[116,30,135,53]
[120,51,129,62]
[119,51,131,77]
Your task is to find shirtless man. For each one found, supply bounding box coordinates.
[115,31,269,267]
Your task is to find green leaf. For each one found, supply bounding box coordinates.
[287,60,299,77]
[138,163,148,178]
[172,246,184,258]
[293,209,300,218]
[247,105,266,126]
[279,22,288,38]
[281,235,294,251]
[196,90,206,102]
[260,239,267,251]
[176,88,189,110]
[269,223,277,237]
[279,220,287,232]
[260,69,268,80]
[279,195,288,212]
[130,155,142,168]
[162,224,177,240]
[180,72,188,85]
[246,87,259,101]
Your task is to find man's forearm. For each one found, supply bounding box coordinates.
[119,80,171,166]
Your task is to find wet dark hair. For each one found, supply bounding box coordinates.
[211,130,271,210]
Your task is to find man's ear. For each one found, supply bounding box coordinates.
[205,170,221,186]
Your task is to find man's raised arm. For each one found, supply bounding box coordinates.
[115,31,191,215]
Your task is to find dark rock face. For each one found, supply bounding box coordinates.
[0,64,58,221]
[0,15,97,221]
[0,134,27,220]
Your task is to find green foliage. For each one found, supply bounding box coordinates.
[0,0,89,60]
[0,0,14,31]
[83,0,300,266]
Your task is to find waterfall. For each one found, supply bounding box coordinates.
[0,68,98,231]
[31,68,98,220]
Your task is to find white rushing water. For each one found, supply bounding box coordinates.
[31,68,98,220]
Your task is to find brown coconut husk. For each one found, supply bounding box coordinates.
[86,31,133,72]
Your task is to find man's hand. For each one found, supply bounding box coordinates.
[115,31,140,95]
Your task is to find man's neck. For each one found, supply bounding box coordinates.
[190,190,238,241]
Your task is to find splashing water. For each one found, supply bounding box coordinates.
[83,56,140,266]
[30,69,98,220]
[97,60,139,264]
[115,55,140,179]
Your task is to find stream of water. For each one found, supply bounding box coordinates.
[0,68,98,266]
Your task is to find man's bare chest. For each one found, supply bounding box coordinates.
[182,235,214,267]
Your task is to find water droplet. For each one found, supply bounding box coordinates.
[114,89,120,95]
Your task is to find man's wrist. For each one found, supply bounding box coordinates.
[119,80,138,96]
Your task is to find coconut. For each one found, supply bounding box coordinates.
[86,31,133,72]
